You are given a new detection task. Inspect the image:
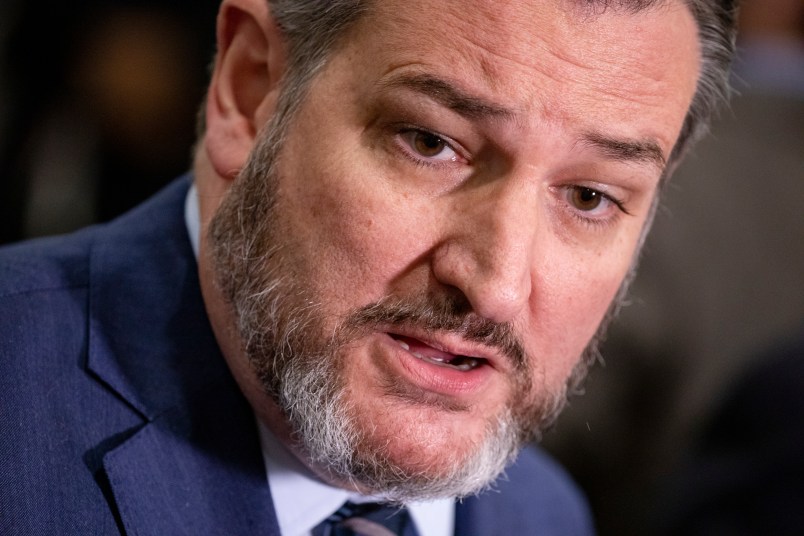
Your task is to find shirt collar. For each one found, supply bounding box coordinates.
[257,421,454,536]
[185,182,200,258]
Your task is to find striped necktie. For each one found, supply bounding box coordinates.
[311,501,420,536]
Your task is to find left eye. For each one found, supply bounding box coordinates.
[400,130,460,162]
[564,185,630,218]
[569,187,607,212]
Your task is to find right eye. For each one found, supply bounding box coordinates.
[398,128,464,165]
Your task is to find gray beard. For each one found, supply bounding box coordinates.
[207,116,609,501]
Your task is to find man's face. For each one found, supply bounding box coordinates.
[208,0,699,499]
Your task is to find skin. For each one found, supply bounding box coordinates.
[195,0,700,490]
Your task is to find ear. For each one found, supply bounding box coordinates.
[204,0,287,181]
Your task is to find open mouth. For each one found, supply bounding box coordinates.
[389,334,487,372]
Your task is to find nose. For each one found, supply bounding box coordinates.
[430,181,536,324]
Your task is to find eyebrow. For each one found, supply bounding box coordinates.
[379,73,515,121]
[581,131,667,172]
[380,73,668,172]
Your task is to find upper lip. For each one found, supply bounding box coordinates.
[384,327,507,371]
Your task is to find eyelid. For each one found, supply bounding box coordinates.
[553,184,632,230]
[567,183,630,215]
[587,186,630,216]
[394,124,470,166]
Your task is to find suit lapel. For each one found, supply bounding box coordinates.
[102,377,281,536]
[85,177,280,535]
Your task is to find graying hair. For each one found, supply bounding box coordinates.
[671,0,740,169]
[262,0,739,171]
[258,0,368,140]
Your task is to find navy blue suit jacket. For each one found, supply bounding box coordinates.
[0,176,595,535]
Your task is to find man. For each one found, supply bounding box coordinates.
[0,0,737,534]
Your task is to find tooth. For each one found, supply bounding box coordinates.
[452,357,480,371]
[407,347,480,369]
[412,351,449,365]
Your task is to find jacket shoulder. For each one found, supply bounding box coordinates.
[0,230,93,298]
[455,445,595,535]
[0,175,191,298]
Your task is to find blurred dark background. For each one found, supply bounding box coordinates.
[0,0,219,243]
[1,1,802,535]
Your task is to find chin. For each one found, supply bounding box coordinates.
[331,394,523,501]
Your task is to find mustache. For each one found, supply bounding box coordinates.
[338,293,528,372]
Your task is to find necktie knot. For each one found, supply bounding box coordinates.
[312,501,419,536]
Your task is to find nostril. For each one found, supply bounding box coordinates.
[434,287,473,316]
[470,285,531,323]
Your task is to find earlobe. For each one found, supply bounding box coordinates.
[204,0,286,180]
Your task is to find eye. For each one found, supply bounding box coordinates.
[570,187,605,212]
[399,129,461,163]
[563,185,630,219]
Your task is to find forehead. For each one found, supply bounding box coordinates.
[340,0,700,153]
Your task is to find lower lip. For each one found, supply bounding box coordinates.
[375,333,495,397]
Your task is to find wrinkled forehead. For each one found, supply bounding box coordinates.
[360,0,697,79]
[343,0,700,152]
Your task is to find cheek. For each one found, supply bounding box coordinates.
[529,237,636,385]
[277,145,436,310]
